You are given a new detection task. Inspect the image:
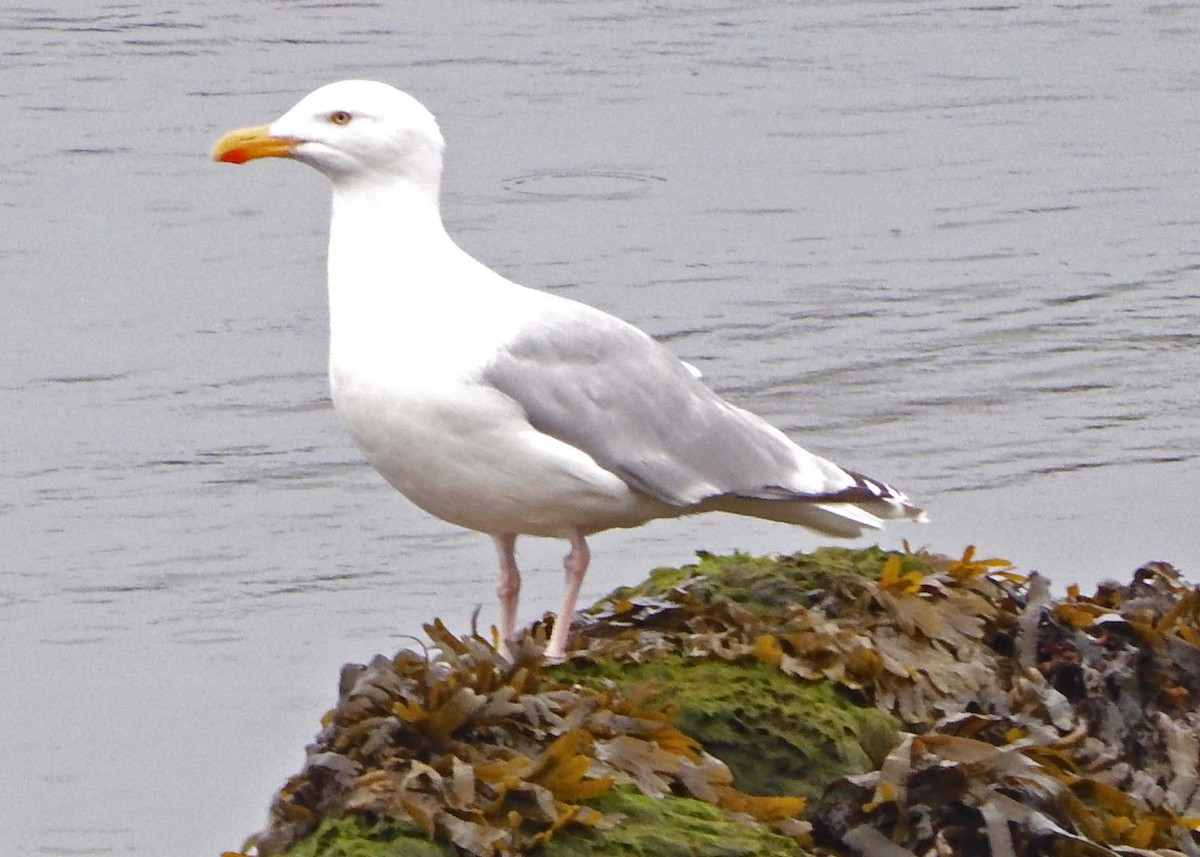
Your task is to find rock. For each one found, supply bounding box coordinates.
[225,547,1200,857]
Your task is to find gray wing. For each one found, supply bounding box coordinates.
[481,303,853,508]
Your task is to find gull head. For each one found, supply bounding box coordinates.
[211,80,445,187]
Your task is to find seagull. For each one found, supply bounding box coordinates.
[211,80,924,660]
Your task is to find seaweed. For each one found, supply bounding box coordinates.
[224,547,1200,857]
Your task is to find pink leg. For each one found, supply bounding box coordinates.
[544,529,590,661]
[492,534,520,652]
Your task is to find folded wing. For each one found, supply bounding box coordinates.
[482,302,921,535]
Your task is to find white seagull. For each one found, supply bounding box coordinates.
[212,80,924,661]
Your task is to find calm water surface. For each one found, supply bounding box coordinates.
[2,1,1198,853]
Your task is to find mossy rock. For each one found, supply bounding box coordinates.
[551,657,897,798]
[263,548,912,857]
[601,546,923,611]
[282,789,806,856]
[279,659,881,856]
[281,816,450,857]
[546,788,807,856]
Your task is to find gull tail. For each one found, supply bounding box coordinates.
[712,469,926,539]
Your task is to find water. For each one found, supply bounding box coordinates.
[2,1,1198,853]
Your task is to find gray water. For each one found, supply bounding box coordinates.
[2,1,1198,853]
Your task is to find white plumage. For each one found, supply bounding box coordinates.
[212,80,924,660]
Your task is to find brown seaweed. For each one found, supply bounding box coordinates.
[227,547,1200,857]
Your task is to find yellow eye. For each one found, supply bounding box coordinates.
[330,110,352,126]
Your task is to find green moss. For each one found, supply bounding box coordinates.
[551,657,898,798]
[281,816,451,857]
[544,788,807,856]
[601,547,926,611]
[276,550,904,856]
[283,658,892,856]
[282,790,805,857]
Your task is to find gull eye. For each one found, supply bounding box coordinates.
[329,110,353,126]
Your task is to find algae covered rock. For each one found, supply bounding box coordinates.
[551,657,896,800]
[280,790,801,857]
[226,547,1200,857]
[236,614,818,857]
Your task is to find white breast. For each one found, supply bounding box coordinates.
[329,354,663,536]
[325,220,664,537]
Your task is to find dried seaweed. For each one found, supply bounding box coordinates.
[228,547,1200,857]
[809,556,1200,857]
[574,546,1018,725]
[235,619,809,856]
[574,548,1200,856]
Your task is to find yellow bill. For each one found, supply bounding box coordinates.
[211,125,297,165]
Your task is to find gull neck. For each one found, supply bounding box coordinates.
[325,175,459,342]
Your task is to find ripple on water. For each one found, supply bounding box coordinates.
[503,169,666,201]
